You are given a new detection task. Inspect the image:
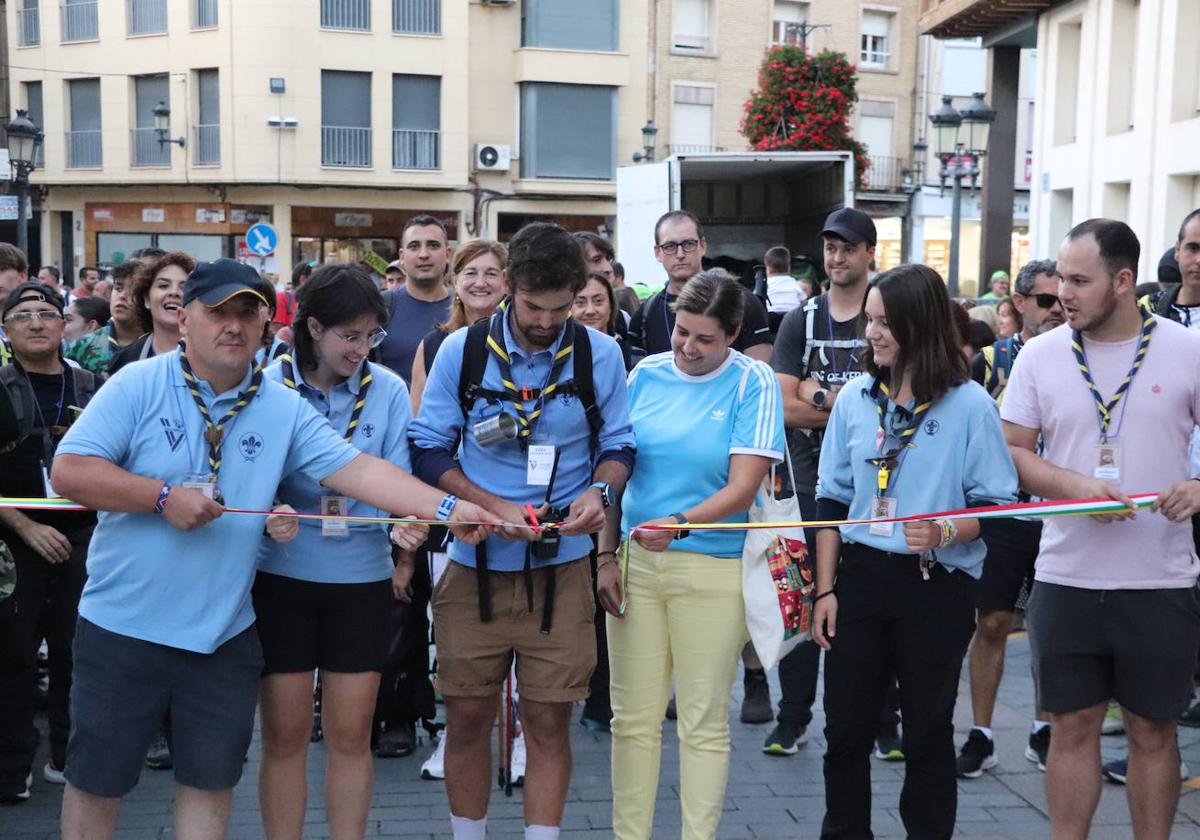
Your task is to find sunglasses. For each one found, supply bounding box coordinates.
[1028,293,1060,309]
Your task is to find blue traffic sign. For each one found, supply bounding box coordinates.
[246,223,278,258]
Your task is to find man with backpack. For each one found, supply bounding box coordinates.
[409,222,635,840]
[0,282,97,802]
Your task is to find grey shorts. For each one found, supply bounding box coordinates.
[1027,582,1200,721]
[65,619,263,797]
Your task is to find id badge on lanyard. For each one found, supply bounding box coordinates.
[321,496,350,537]
[1094,440,1123,483]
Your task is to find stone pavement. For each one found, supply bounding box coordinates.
[5,631,1200,839]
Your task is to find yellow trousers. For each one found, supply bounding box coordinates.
[607,543,748,840]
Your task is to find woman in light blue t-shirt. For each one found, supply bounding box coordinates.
[597,270,785,840]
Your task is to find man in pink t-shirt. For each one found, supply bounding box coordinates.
[1002,218,1200,840]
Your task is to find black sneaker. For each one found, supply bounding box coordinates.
[740,668,773,724]
[1025,726,1050,771]
[373,721,416,758]
[874,726,904,761]
[1180,699,1200,728]
[1102,757,1190,785]
[145,732,173,770]
[665,695,677,721]
[0,772,32,805]
[762,721,807,756]
[956,729,998,778]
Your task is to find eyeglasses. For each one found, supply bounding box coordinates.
[4,310,63,326]
[657,239,700,255]
[1031,293,1060,309]
[333,328,388,350]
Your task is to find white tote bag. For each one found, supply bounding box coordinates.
[741,450,816,670]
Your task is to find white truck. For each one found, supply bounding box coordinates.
[615,150,855,291]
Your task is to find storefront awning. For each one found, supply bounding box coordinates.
[919,0,1056,39]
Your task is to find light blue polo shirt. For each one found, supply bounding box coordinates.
[56,350,359,653]
[408,314,636,572]
[815,375,1018,578]
[621,351,786,558]
[257,359,412,584]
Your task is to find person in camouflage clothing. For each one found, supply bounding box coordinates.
[65,261,144,381]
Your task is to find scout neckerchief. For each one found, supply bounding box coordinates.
[178,343,263,481]
[485,300,575,451]
[1070,304,1155,444]
[867,378,933,497]
[279,353,372,442]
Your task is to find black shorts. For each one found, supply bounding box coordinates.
[1028,581,1200,721]
[976,518,1041,613]
[65,619,262,797]
[252,572,392,675]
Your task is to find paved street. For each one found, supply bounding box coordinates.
[5,632,1200,839]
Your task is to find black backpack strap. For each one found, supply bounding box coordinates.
[0,366,31,450]
[458,319,493,420]
[570,327,602,453]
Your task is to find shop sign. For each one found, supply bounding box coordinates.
[92,207,114,222]
[142,208,165,223]
[231,209,270,225]
[196,208,226,224]
[335,212,373,227]
[363,251,390,275]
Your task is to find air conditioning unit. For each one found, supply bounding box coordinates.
[474,143,511,172]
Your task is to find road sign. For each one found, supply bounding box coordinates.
[246,223,278,258]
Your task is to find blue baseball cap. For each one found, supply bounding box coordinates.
[182,259,270,308]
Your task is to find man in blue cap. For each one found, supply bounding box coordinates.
[50,258,498,840]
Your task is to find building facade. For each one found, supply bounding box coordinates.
[6,0,648,282]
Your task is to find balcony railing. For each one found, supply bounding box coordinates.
[393,0,439,34]
[322,126,372,167]
[17,5,40,46]
[131,128,171,166]
[192,0,217,28]
[60,1,99,42]
[667,144,728,155]
[66,130,102,168]
[859,155,907,192]
[392,129,439,169]
[193,124,220,165]
[321,0,370,30]
[128,0,166,34]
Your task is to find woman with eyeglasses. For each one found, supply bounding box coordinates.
[811,264,1017,839]
[254,263,429,840]
[107,251,196,377]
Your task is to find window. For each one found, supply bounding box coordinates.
[322,71,372,167]
[61,0,99,42]
[66,78,102,168]
[393,0,439,35]
[672,0,712,54]
[671,85,715,153]
[192,0,218,29]
[392,75,440,169]
[17,0,40,47]
[860,10,893,68]
[128,0,167,35]
[24,82,44,167]
[521,0,617,51]
[1053,21,1082,145]
[132,74,171,166]
[321,0,371,31]
[772,1,808,47]
[1106,0,1139,135]
[520,83,616,180]
[194,69,220,165]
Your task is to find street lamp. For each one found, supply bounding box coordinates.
[5,110,43,258]
[928,93,993,297]
[152,102,185,149]
[632,120,658,163]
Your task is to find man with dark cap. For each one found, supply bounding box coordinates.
[49,258,498,840]
[0,282,98,803]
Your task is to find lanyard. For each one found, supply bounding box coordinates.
[661,291,674,344]
[867,378,933,497]
[279,354,372,442]
[1070,306,1155,444]
[177,344,263,481]
[824,304,863,380]
[485,303,575,450]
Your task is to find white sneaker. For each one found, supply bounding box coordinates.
[420,731,446,781]
[511,732,526,787]
[42,761,66,785]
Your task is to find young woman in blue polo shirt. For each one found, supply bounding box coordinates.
[598,270,786,840]
[811,263,1017,840]
[255,263,428,840]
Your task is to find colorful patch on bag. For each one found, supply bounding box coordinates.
[766,535,814,638]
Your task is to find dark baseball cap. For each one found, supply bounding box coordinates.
[182,259,271,308]
[3,282,64,320]
[821,207,877,247]
[1159,247,1182,285]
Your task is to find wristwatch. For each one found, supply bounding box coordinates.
[670,512,690,540]
[591,481,614,508]
[812,388,831,411]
